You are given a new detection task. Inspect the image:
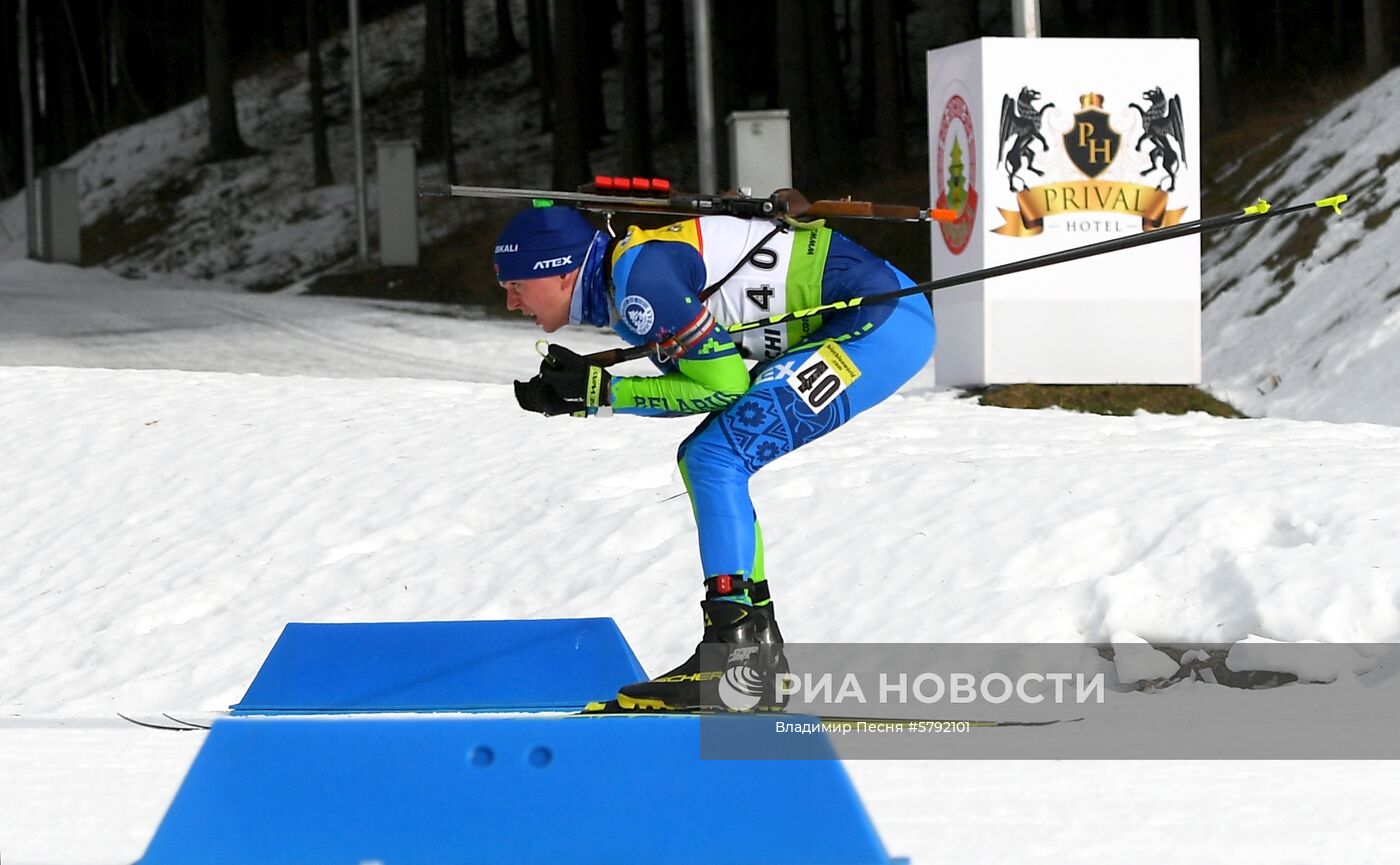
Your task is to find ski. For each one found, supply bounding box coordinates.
[576,700,1080,728]
[116,712,203,732]
[121,706,1080,729]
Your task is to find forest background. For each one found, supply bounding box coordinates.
[1,0,1396,298]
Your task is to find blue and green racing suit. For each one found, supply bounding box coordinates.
[569,216,935,603]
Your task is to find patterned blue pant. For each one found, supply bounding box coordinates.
[676,274,935,591]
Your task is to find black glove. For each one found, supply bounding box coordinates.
[513,344,612,417]
[513,376,577,416]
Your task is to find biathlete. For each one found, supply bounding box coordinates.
[495,204,934,711]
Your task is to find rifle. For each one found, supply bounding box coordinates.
[419,177,959,224]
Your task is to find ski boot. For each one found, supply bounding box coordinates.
[615,575,788,712]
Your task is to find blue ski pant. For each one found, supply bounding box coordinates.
[676,270,935,593]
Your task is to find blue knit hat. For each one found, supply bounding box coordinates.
[493,206,598,281]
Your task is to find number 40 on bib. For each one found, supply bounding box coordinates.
[787,342,861,412]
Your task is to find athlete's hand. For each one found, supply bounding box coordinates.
[513,345,611,417]
[538,344,611,410]
[513,376,577,416]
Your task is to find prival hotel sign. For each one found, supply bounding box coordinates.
[927,38,1201,386]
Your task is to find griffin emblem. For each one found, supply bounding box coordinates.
[1129,87,1187,192]
[997,86,1056,192]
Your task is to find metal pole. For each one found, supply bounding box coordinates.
[18,0,40,259]
[348,0,369,263]
[691,0,717,193]
[1011,0,1041,37]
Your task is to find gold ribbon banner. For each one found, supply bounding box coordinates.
[992,181,1188,236]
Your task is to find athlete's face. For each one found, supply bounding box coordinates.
[501,269,578,333]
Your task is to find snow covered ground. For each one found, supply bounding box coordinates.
[1201,67,1400,425]
[3,262,1399,864]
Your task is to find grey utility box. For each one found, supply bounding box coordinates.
[377,140,420,267]
[726,110,792,197]
[41,167,81,264]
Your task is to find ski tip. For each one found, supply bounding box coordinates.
[1242,197,1271,216]
[117,712,200,732]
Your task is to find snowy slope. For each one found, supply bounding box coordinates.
[0,259,599,382]
[0,1,555,286]
[4,262,1400,864]
[1202,67,1400,424]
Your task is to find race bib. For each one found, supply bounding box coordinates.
[787,342,860,413]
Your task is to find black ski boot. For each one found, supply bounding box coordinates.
[616,576,788,712]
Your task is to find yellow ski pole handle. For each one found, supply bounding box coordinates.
[1314,194,1348,214]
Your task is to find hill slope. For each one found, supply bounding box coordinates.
[1202,68,1400,424]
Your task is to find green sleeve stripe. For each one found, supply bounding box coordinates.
[610,354,750,416]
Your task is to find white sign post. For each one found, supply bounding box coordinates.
[927,38,1201,385]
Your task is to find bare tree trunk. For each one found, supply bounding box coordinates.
[40,0,83,161]
[0,0,19,195]
[621,0,652,175]
[896,5,909,107]
[775,3,813,186]
[1216,1,1236,83]
[1195,0,1222,135]
[448,0,467,75]
[776,0,858,186]
[306,0,332,185]
[526,0,552,130]
[858,0,875,128]
[805,1,855,185]
[939,0,978,45]
[96,0,110,127]
[1330,0,1347,57]
[108,0,148,127]
[660,0,689,139]
[581,0,611,148]
[551,0,589,187]
[422,0,445,156]
[711,0,748,186]
[59,0,102,138]
[201,0,249,161]
[441,60,456,185]
[493,0,521,57]
[1150,0,1170,36]
[1364,0,1392,80]
[421,0,456,184]
[751,2,779,107]
[872,0,901,171]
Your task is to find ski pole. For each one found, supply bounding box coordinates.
[581,193,1348,366]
